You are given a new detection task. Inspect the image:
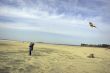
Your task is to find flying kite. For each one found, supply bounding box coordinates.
[89,22,96,28]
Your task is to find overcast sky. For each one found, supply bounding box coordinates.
[0,0,110,44]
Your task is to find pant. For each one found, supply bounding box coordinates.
[29,47,33,56]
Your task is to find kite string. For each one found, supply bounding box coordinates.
[96,27,103,33]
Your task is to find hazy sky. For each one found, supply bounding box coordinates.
[0,0,110,44]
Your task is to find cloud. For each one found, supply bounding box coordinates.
[0,6,36,19]
[0,0,110,44]
[0,14,106,39]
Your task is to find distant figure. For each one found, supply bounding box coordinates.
[29,42,34,56]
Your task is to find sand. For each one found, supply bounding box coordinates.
[0,40,110,73]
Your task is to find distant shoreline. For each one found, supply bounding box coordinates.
[0,39,79,46]
[0,39,109,48]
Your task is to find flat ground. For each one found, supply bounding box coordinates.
[0,40,110,73]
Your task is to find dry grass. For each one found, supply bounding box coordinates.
[0,40,110,73]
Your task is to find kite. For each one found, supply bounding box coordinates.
[89,22,96,28]
[89,22,102,32]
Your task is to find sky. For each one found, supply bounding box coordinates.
[0,0,110,45]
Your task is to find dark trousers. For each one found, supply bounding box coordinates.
[29,47,33,56]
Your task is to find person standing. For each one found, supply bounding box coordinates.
[29,42,34,56]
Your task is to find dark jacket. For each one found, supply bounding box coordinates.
[29,42,34,48]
